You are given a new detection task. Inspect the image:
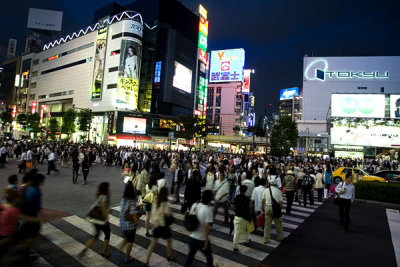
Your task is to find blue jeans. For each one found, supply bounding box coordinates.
[184,238,213,267]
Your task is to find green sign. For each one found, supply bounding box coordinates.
[198,31,207,52]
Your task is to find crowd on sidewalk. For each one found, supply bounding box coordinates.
[0,139,397,265]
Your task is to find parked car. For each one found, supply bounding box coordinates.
[332,167,387,184]
[373,170,400,181]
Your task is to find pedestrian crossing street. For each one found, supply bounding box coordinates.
[33,192,324,267]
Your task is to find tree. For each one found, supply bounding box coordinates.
[27,113,41,138]
[0,111,12,131]
[62,108,77,139]
[48,118,59,140]
[16,113,29,130]
[78,109,93,139]
[270,116,298,157]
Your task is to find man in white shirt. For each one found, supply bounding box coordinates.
[213,172,230,224]
[335,174,355,232]
[0,144,8,167]
[47,149,59,175]
[19,149,27,173]
[242,175,255,199]
[184,190,215,267]
[261,176,284,243]
[251,178,267,218]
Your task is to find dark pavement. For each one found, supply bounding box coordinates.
[263,199,397,267]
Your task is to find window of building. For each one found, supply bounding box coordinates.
[38,90,74,99]
[41,58,91,75]
[108,67,118,72]
[42,43,94,63]
[31,71,38,77]
[107,84,117,89]
[30,82,36,88]
[29,94,35,100]
[33,59,39,66]
[111,50,120,56]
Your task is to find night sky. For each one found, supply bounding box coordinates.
[1,0,400,118]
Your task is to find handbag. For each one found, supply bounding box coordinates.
[329,185,336,194]
[256,212,265,227]
[185,203,199,231]
[269,186,282,218]
[246,221,255,233]
[26,162,33,169]
[87,197,106,225]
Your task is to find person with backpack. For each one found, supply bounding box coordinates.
[302,169,315,207]
[184,190,214,267]
[282,170,296,214]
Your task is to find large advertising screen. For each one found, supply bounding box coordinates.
[122,117,147,134]
[172,61,192,93]
[280,87,299,100]
[210,49,245,83]
[91,27,108,100]
[117,39,142,110]
[390,95,400,119]
[331,94,385,118]
[242,69,251,94]
[27,8,63,31]
[331,118,400,148]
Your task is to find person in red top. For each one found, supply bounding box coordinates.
[0,188,40,239]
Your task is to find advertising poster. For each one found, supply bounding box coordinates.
[117,39,142,110]
[242,69,251,93]
[122,117,146,134]
[210,49,245,83]
[390,95,400,118]
[173,61,192,93]
[91,27,107,100]
[279,87,299,100]
[331,94,385,118]
[331,119,400,148]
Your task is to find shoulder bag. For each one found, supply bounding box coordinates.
[185,203,199,231]
[269,187,282,218]
[87,197,106,225]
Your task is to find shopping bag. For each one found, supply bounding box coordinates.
[246,221,255,233]
[26,162,33,169]
[256,212,265,227]
[329,185,335,194]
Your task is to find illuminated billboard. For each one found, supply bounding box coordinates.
[280,87,299,100]
[199,17,208,36]
[27,8,63,31]
[390,95,400,118]
[242,69,251,93]
[173,61,192,93]
[334,151,364,159]
[331,94,385,118]
[123,117,147,134]
[91,27,108,100]
[210,49,245,83]
[331,118,400,148]
[117,39,142,110]
[198,31,208,52]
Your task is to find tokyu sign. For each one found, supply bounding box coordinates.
[305,58,389,81]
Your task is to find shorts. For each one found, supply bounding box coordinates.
[123,229,136,243]
[152,226,172,239]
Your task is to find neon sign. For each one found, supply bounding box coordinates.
[305,58,389,81]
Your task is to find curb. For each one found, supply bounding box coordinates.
[355,198,400,210]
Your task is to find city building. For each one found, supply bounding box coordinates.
[298,56,400,157]
[0,56,21,112]
[278,87,302,120]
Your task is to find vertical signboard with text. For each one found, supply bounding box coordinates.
[91,27,108,100]
[195,5,209,118]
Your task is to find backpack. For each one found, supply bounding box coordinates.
[303,175,315,189]
[184,203,199,231]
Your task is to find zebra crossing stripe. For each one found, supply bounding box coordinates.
[40,223,117,267]
[63,215,181,267]
[107,214,248,267]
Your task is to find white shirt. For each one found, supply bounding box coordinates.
[27,150,33,160]
[242,179,255,198]
[204,173,215,191]
[262,186,283,206]
[251,185,266,212]
[335,182,355,202]
[214,179,230,203]
[48,152,56,161]
[0,147,7,154]
[21,152,27,161]
[189,203,213,241]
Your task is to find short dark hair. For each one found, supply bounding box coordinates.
[8,175,18,185]
[23,169,38,184]
[259,178,266,186]
[31,173,45,187]
[240,185,248,194]
[193,169,200,178]
[202,190,213,205]
[123,181,136,200]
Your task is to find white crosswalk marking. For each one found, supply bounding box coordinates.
[40,223,117,266]
[33,190,323,266]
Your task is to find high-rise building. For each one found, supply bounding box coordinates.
[0,57,21,112]
[278,87,301,120]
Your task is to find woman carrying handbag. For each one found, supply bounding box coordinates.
[79,182,111,258]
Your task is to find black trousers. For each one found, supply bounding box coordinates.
[285,190,295,213]
[339,198,352,227]
[303,189,314,207]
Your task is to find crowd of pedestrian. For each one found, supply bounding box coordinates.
[0,138,398,265]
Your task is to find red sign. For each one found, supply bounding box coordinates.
[48,55,58,61]
[221,61,230,71]
[40,104,47,123]
[12,105,16,118]
[194,110,201,116]
[199,48,207,65]
[116,134,151,141]
[31,102,37,114]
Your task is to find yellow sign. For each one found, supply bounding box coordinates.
[117,77,139,110]
[199,4,207,19]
